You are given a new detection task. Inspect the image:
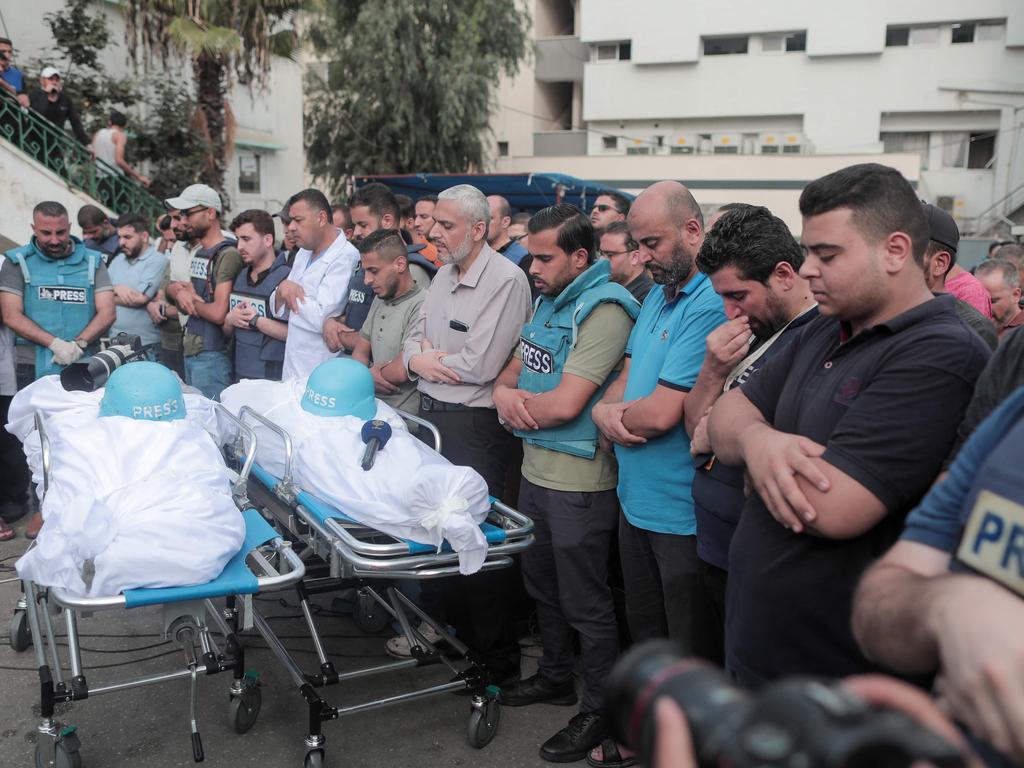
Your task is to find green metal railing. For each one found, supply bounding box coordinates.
[0,95,165,221]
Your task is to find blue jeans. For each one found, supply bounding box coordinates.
[184,350,233,400]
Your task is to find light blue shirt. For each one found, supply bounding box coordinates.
[106,244,169,346]
[614,270,726,535]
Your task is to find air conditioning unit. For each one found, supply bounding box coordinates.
[711,132,742,154]
[668,133,700,155]
[780,132,805,154]
[759,132,782,154]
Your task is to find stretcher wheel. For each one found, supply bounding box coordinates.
[352,591,390,634]
[34,734,82,768]
[303,748,325,768]
[466,698,500,749]
[9,609,31,652]
[229,684,262,734]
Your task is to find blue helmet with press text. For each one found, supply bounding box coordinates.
[301,357,376,420]
[98,361,186,422]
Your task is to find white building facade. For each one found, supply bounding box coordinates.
[491,0,1024,241]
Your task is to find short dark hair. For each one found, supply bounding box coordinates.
[798,163,928,265]
[158,214,172,231]
[697,205,804,283]
[358,228,407,261]
[110,110,127,128]
[0,37,11,47]
[77,204,107,227]
[286,188,331,217]
[597,192,631,216]
[417,194,438,205]
[115,212,150,233]
[350,182,399,223]
[528,204,595,264]
[230,209,275,238]
[331,203,351,229]
[511,211,532,226]
[601,220,637,251]
[395,194,415,222]
[34,201,68,219]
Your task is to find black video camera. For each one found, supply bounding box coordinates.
[605,641,964,768]
[59,333,144,392]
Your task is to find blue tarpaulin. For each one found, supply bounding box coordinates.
[355,173,633,214]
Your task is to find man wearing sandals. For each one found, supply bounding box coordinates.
[493,205,638,762]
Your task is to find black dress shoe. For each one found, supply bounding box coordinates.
[540,712,605,763]
[498,671,577,707]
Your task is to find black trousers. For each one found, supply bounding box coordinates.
[694,558,728,665]
[0,394,29,514]
[417,404,522,679]
[617,515,701,652]
[519,478,619,713]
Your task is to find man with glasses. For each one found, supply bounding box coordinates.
[589,192,631,231]
[165,184,244,398]
[599,220,653,303]
[0,37,28,107]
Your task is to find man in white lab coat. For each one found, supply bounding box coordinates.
[272,189,359,379]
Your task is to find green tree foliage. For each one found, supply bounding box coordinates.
[123,0,305,198]
[304,1,530,195]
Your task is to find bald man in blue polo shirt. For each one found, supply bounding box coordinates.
[592,181,726,649]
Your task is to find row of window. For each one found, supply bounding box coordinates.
[599,133,806,156]
[592,18,1006,61]
[880,131,996,170]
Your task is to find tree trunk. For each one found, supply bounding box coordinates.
[195,50,228,205]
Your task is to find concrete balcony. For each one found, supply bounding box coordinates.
[534,130,589,156]
[535,36,588,82]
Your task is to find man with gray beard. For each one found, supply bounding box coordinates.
[399,184,532,684]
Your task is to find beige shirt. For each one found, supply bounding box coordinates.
[360,283,426,413]
[403,243,532,408]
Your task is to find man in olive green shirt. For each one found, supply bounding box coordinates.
[492,205,637,763]
[351,230,425,412]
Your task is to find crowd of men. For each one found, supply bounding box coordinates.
[2,161,1024,767]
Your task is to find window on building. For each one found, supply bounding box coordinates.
[238,151,260,194]
[968,132,996,169]
[952,22,976,44]
[602,135,618,151]
[886,25,939,47]
[497,141,509,157]
[763,32,806,53]
[596,42,631,61]
[977,22,1006,41]
[703,36,749,56]
[942,132,969,168]
[881,131,930,170]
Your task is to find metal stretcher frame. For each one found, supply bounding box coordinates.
[230,406,534,768]
[18,406,307,767]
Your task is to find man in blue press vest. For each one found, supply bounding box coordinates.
[0,201,115,386]
[492,205,639,762]
[223,209,290,381]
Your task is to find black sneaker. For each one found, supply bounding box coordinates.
[498,671,577,707]
[540,712,605,763]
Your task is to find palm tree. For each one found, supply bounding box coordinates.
[123,0,304,198]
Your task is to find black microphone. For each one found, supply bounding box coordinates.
[360,419,392,471]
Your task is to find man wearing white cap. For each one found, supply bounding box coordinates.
[164,184,244,398]
[28,66,88,146]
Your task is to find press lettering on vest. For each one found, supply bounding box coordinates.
[190,256,210,280]
[304,386,337,409]
[229,293,269,317]
[38,285,87,303]
[349,288,366,304]
[956,489,1024,597]
[520,338,554,375]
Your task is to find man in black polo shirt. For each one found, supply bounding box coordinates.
[707,163,990,686]
[685,204,818,664]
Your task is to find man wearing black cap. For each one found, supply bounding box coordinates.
[921,203,993,319]
[274,206,300,267]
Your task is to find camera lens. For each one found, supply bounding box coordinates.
[605,640,749,767]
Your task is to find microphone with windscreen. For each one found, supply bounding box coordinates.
[360,420,392,471]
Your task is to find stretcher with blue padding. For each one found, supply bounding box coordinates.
[226,406,533,768]
[13,408,306,767]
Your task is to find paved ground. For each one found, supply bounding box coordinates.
[0,516,569,768]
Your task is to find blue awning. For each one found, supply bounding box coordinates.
[354,173,633,214]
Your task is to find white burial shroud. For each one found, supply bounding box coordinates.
[7,376,244,597]
[219,378,491,574]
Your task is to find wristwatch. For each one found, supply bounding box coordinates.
[247,315,260,330]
